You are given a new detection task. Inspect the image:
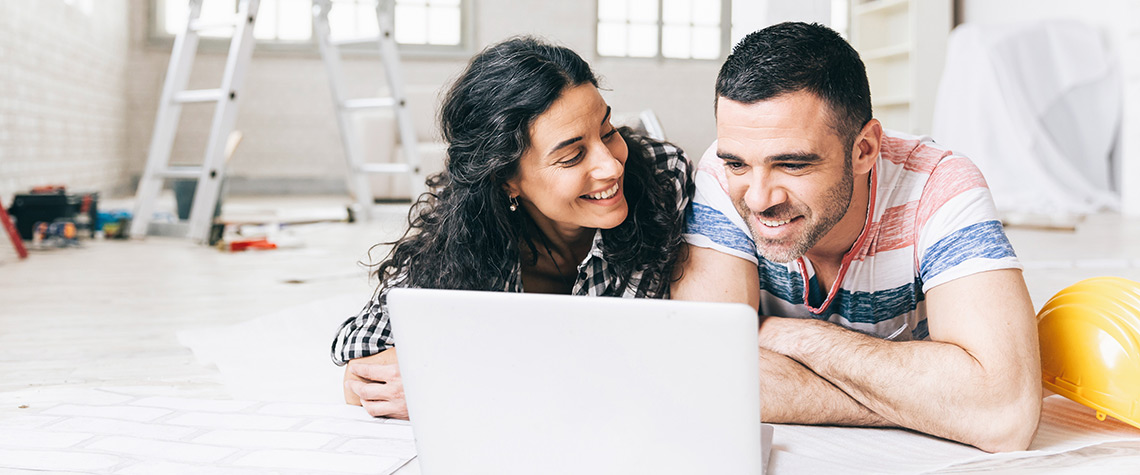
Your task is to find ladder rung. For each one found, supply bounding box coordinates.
[331,37,380,47]
[156,166,203,179]
[359,163,413,174]
[342,97,398,110]
[174,89,227,103]
[189,15,245,32]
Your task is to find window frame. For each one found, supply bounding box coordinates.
[147,0,476,59]
[594,0,734,62]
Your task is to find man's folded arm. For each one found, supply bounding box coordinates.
[759,268,1042,452]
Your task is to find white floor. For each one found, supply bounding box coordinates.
[4,196,1140,473]
[4,197,1140,403]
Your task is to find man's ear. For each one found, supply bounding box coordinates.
[851,119,883,175]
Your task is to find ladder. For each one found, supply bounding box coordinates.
[312,0,423,218]
[130,0,260,243]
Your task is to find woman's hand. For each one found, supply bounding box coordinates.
[343,348,408,419]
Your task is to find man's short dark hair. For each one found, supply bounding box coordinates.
[716,22,872,145]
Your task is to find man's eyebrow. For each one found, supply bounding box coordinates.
[715,151,822,164]
[766,152,822,163]
[546,106,613,156]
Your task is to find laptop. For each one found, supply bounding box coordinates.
[386,288,772,475]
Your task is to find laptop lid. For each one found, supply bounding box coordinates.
[387,288,765,475]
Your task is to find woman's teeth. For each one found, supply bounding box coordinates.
[584,183,619,200]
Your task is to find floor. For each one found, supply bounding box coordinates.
[2,195,1140,473]
[4,197,1140,401]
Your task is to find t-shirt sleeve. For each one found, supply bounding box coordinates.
[682,142,759,264]
[915,154,1022,292]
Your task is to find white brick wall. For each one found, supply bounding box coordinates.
[0,0,131,204]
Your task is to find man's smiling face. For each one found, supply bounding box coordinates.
[715,91,854,263]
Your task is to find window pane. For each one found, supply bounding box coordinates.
[253,0,278,39]
[627,0,658,24]
[662,0,690,24]
[627,23,658,57]
[597,0,627,22]
[394,4,428,44]
[327,2,358,40]
[430,0,461,6]
[597,22,628,57]
[661,25,691,59]
[357,3,379,37]
[164,0,189,35]
[691,0,719,25]
[691,25,720,59]
[277,0,311,40]
[427,5,461,45]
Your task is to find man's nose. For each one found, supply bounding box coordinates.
[743,173,788,214]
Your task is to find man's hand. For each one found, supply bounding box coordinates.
[343,348,408,420]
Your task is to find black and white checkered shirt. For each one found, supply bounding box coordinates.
[331,135,692,365]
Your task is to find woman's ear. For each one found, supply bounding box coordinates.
[851,119,882,175]
[502,179,519,199]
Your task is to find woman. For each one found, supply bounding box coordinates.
[332,36,693,419]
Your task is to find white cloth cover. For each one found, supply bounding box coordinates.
[932,20,1122,217]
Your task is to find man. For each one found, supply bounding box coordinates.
[673,22,1042,453]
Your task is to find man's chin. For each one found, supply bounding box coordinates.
[754,241,805,264]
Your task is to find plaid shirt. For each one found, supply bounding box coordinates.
[332,135,692,365]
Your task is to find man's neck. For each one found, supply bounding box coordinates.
[805,171,872,291]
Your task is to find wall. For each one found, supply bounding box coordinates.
[123,0,728,196]
[959,0,1140,216]
[0,0,131,204]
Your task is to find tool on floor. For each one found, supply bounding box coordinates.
[0,203,28,261]
[130,0,259,243]
[132,0,422,243]
[1037,276,1140,430]
[312,0,424,220]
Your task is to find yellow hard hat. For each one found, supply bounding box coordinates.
[1037,276,1140,430]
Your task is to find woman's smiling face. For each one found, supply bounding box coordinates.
[505,84,630,236]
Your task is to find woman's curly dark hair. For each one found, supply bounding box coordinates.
[370,36,688,296]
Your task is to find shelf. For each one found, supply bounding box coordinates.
[862,43,911,61]
[854,0,909,16]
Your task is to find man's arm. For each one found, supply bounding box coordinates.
[760,268,1042,452]
[673,244,892,427]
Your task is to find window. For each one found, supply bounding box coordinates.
[154,0,467,49]
[598,0,728,59]
[596,0,846,60]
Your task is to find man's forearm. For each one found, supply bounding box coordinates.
[762,317,1039,452]
[758,346,892,427]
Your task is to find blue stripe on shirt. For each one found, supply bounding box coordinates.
[825,278,925,324]
[920,220,1016,283]
[686,202,755,256]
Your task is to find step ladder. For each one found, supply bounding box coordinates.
[130,0,260,243]
[312,0,424,219]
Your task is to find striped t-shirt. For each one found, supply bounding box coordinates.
[684,130,1021,341]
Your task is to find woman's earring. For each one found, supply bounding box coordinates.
[509,196,519,212]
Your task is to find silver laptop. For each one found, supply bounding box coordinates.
[387,288,771,475]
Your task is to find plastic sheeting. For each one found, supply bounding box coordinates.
[932,21,1122,218]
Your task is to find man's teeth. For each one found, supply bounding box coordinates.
[585,183,619,200]
[758,217,792,227]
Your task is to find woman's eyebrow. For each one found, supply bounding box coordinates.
[546,106,613,156]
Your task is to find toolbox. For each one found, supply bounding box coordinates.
[7,187,99,240]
